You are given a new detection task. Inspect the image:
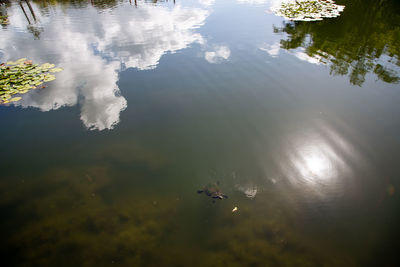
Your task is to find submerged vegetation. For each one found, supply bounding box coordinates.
[0,58,62,104]
[0,164,354,266]
[272,0,345,21]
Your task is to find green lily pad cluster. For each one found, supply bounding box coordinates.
[0,15,9,25]
[272,0,345,21]
[0,58,62,104]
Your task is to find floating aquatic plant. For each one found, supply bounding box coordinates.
[0,15,9,25]
[0,58,62,104]
[272,0,345,21]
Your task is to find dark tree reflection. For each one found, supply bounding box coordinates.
[274,0,400,86]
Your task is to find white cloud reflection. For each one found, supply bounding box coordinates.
[0,3,209,130]
[260,42,281,57]
[294,49,323,65]
[205,45,231,64]
[260,42,328,65]
[199,0,216,7]
[97,5,208,70]
[237,0,268,5]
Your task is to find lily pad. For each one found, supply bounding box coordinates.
[41,63,55,69]
[271,0,345,21]
[43,75,56,82]
[9,97,22,102]
[0,58,62,104]
[49,68,63,73]
[0,15,9,25]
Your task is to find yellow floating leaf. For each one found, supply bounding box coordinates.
[41,63,55,69]
[9,97,22,102]
[49,68,63,73]
[16,58,27,63]
[43,75,56,82]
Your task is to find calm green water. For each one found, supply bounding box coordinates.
[1,0,400,266]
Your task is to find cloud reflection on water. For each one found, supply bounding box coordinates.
[96,5,208,70]
[199,0,216,7]
[260,41,325,65]
[237,0,268,5]
[0,2,209,130]
[204,45,231,64]
[259,42,280,57]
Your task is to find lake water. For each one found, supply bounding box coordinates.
[1,0,400,266]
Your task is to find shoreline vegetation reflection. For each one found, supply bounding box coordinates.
[272,0,400,86]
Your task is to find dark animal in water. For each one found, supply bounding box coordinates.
[197,182,228,200]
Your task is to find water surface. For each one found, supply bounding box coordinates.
[1,0,400,266]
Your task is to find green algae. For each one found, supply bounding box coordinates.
[0,58,62,104]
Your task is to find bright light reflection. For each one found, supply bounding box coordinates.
[307,155,329,175]
[280,124,356,198]
[292,143,336,185]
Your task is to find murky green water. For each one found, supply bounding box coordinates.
[1,0,400,266]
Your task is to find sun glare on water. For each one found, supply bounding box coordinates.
[280,124,356,198]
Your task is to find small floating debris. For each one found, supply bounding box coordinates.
[197,182,228,200]
[0,58,62,104]
[271,0,345,21]
[235,184,258,199]
[232,207,238,212]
